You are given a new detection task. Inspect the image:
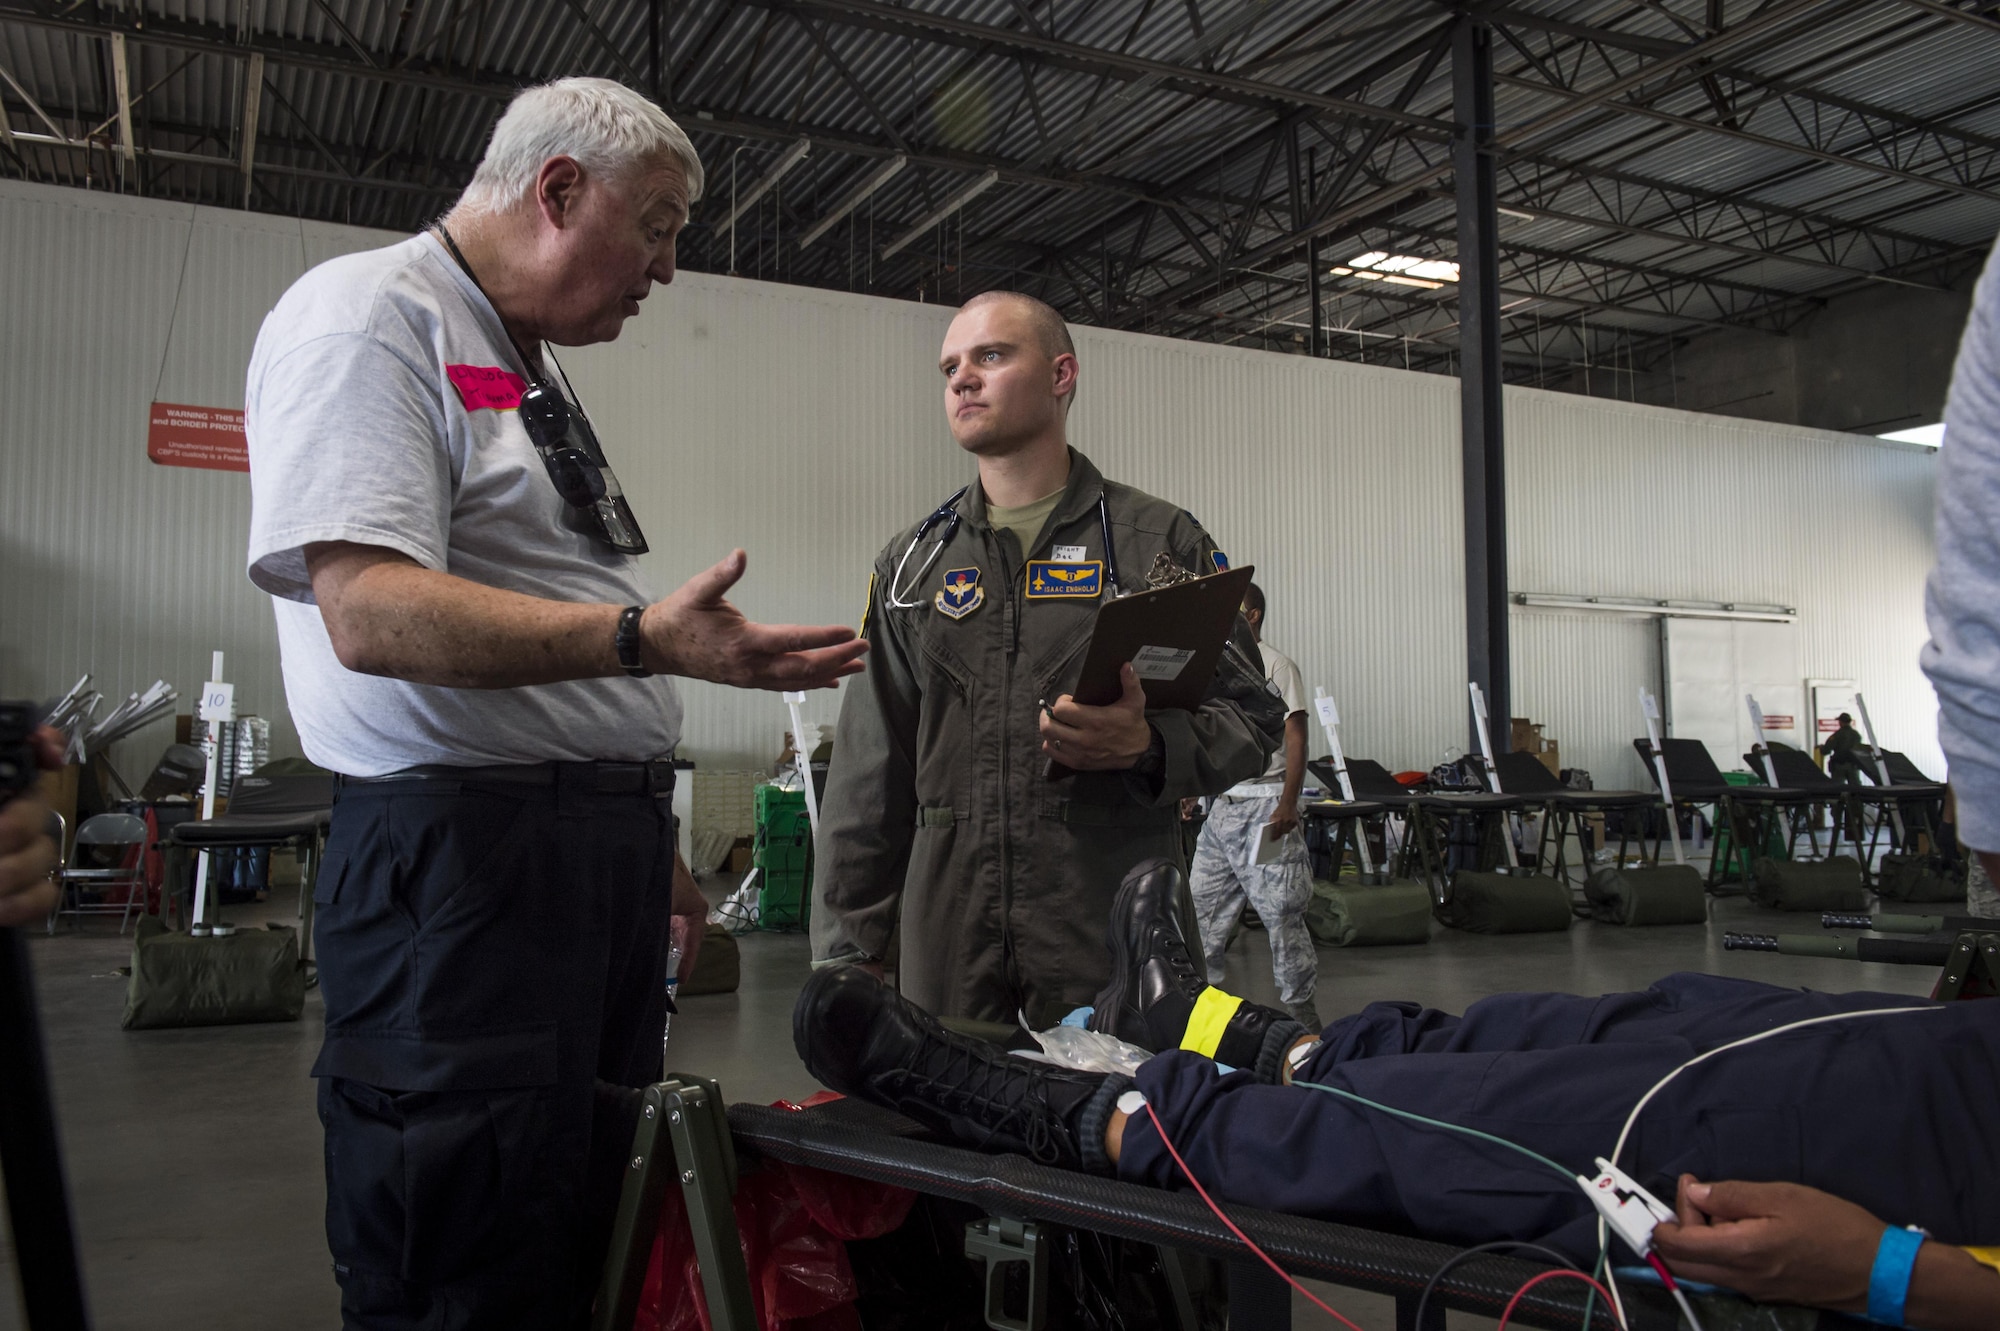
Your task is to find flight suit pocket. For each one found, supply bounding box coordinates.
[914,636,977,815]
[1033,618,1097,702]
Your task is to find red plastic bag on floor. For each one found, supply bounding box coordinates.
[635,1096,917,1331]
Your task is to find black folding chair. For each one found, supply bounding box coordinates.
[1491,752,1658,887]
[1634,737,1814,889]
[1761,743,1944,876]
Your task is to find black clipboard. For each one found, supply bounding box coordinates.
[1047,564,1255,779]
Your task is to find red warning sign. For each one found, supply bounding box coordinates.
[147,402,248,472]
[1760,714,1796,730]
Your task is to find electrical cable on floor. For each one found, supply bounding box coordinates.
[1140,1103,1369,1331]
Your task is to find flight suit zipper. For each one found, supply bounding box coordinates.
[996,528,1018,993]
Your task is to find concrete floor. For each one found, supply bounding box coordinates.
[0,881,1940,1331]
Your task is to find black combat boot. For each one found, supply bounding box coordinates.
[1087,858,1307,1083]
[793,965,1129,1174]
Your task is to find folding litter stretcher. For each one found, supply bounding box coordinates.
[591,1079,1683,1331]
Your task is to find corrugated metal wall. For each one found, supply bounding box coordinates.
[0,178,1944,786]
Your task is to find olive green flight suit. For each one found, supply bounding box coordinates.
[811,450,1287,1024]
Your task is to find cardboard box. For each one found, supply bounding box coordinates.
[1536,742,1561,778]
[727,839,753,874]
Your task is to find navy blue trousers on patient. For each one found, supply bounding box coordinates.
[311,771,674,1330]
[1121,973,2000,1261]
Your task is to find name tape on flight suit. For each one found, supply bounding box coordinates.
[1026,561,1102,598]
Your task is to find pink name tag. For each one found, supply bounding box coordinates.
[445,363,528,411]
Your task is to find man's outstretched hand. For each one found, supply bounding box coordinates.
[643,550,868,690]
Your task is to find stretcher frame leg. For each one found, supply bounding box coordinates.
[593,1074,756,1331]
[1157,1245,1201,1331]
[965,1216,1050,1331]
[1398,1290,1448,1331]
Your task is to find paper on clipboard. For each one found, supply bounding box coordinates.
[1251,821,1287,865]
[1048,565,1255,780]
[1068,565,1255,709]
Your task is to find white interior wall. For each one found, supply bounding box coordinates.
[0,178,1944,789]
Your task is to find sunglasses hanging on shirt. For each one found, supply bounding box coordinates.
[434,222,650,556]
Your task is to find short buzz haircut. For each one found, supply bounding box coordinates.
[1244,582,1266,618]
[959,290,1075,360]
[460,77,705,213]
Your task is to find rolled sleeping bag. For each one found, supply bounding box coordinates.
[1437,871,1573,934]
[1584,864,1708,926]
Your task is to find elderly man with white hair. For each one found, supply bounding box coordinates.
[244,78,866,1327]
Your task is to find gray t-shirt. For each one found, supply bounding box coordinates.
[245,232,681,776]
[1924,238,2000,853]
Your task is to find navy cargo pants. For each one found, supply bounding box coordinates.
[1120,973,2000,1260]
[311,765,675,1329]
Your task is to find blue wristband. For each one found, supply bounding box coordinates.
[1868,1225,1926,1326]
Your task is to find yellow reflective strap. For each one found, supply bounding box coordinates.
[1180,987,1244,1059]
[859,571,877,641]
[1965,1246,2000,1273]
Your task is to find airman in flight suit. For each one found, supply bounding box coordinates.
[811,291,1285,1024]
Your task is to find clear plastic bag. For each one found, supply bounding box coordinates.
[709,877,761,935]
[1027,1023,1151,1078]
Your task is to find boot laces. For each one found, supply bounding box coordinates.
[1143,917,1206,998]
[877,1034,1074,1165]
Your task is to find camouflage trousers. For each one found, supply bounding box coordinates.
[1970,853,2000,920]
[1189,793,1317,1010]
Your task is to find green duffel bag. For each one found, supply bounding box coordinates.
[1584,865,1708,925]
[1749,856,1869,911]
[1875,853,1967,904]
[680,921,741,996]
[1438,871,1573,934]
[1306,878,1432,946]
[123,915,306,1030]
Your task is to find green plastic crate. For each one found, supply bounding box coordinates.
[759,874,810,930]
[754,839,809,873]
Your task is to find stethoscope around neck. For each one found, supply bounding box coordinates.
[885,488,1124,609]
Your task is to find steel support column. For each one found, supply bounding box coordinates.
[1307,232,1323,356]
[1454,17,1508,749]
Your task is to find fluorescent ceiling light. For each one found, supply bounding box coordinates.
[1497,206,1536,221]
[1878,423,1945,448]
[1341,252,1458,284]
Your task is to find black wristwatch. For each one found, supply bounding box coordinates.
[615,605,652,678]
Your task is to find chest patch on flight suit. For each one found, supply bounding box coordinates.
[1026,561,1103,599]
[935,567,984,619]
[1210,550,1230,572]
